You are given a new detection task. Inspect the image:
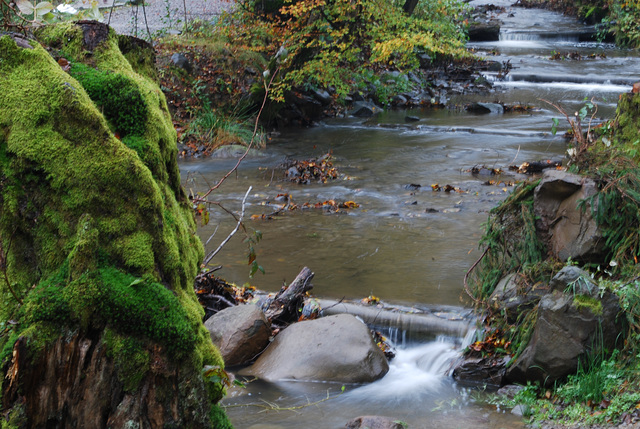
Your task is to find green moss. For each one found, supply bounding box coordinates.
[210,404,234,429]
[68,62,149,138]
[103,329,150,392]
[0,403,26,429]
[117,35,158,81]
[573,294,603,316]
[613,93,640,156]
[0,27,225,425]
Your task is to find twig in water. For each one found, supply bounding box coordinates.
[203,186,252,266]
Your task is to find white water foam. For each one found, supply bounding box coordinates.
[347,338,461,403]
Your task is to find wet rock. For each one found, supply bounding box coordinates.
[489,273,547,323]
[205,304,271,366]
[467,102,504,114]
[534,170,603,261]
[451,354,510,387]
[345,416,406,429]
[405,115,420,122]
[349,101,383,117]
[239,314,389,382]
[468,21,501,42]
[285,91,323,121]
[506,285,622,386]
[170,52,192,74]
[210,144,262,158]
[391,94,407,106]
[312,88,332,105]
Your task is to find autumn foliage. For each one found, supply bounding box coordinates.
[220,0,470,100]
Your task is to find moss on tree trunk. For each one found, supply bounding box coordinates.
[0,22,230,428]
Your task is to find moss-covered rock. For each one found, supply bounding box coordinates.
[0,22,228,428]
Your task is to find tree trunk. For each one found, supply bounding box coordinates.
[403,0,419,15]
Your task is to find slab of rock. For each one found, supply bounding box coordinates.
[205,305,271,366]
[239,314,389,382]
[534,170,603,261]
[346,416,406,429]
[451,354,510,387]
[506,283,621,385]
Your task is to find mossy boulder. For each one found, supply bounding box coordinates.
[0,22,229,428]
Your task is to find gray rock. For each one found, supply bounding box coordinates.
[239,314,389,382]
[349,101,383,118]
[391,94,407,106]
[210,144,262,158]
[548,266,598,295]
[467,102,504,114]
[170,53,192,74]
[204,304,271,366]
[311,89,332,106]
[534,170,603,261]
[506,287,621,385]
[489,273,546,322]
[345,416,406,429]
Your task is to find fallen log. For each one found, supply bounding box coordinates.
[262,267,314,324]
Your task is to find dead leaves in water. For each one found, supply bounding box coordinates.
[549,51,606,61]
[468,328,512,356]
[284,153,339,184]
[251,193,360,220]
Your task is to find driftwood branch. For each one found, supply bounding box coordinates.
[263,267,314,323]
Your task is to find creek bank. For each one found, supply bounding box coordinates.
[453,170,623,387]
[454,88,640,426]
[155,36,508,158]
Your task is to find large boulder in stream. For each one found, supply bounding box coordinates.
[0,24,230,428]
[239,314,389,382]
[506,267,622,385]
[205,304,271,366]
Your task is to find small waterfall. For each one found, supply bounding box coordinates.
[347,336,463,402]
[499,29,595,43]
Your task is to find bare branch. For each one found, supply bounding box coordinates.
[193,69,279,203]
[203,186,252,266]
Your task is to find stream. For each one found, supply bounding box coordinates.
[179,2,639,427]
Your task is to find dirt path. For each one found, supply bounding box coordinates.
[101,0,233,36]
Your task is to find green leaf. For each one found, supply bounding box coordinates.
[551,118,559,135]
[15,0,35,15]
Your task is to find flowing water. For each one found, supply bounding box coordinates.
[179,2,639,427]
